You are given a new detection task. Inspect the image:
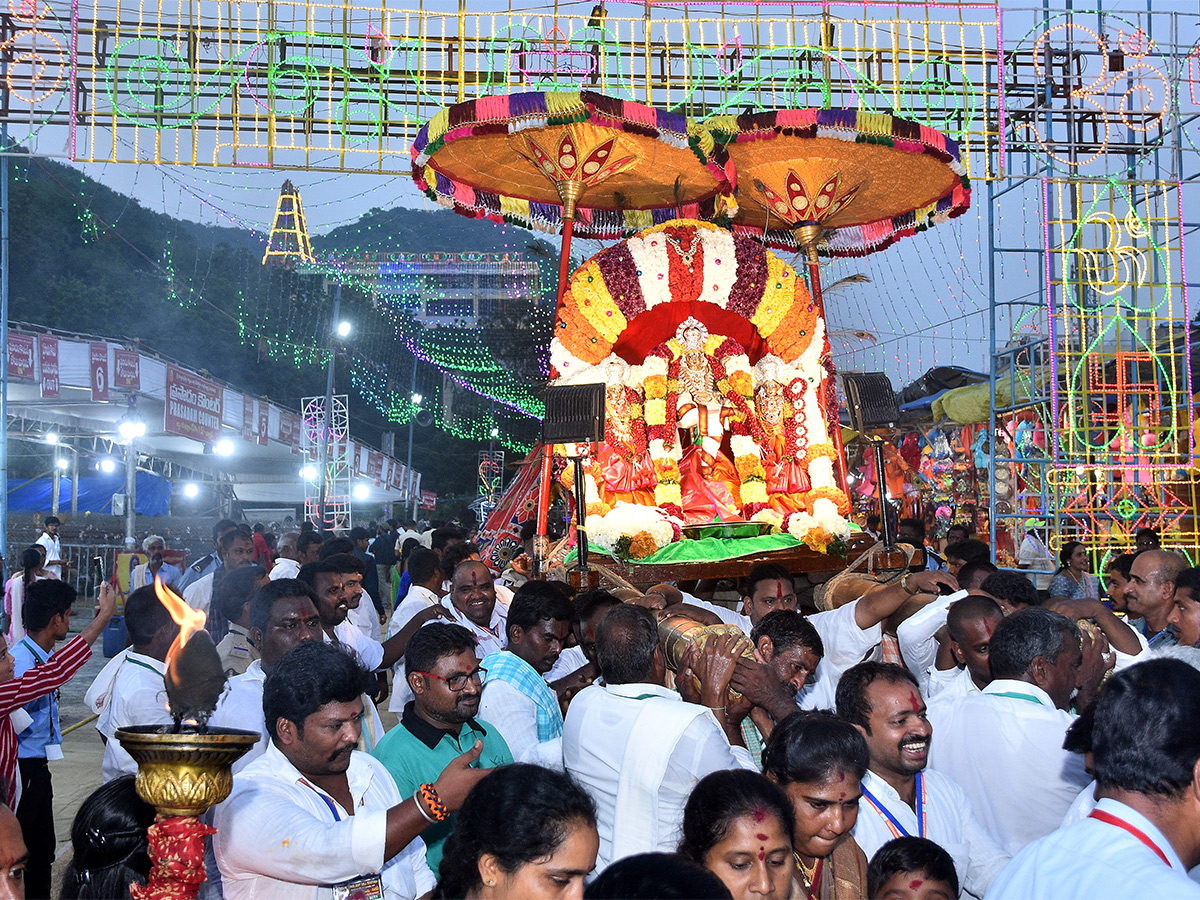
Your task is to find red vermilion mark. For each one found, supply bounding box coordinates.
[753,807,766,822]
[909,691,921,712]
[776,580,784,599]
[755,833,769,841]
[909,880,923,890]
[838,792,846,799]
[836,770,846,782]
[984,619,996,637]
[758,849,766,861]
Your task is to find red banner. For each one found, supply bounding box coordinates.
[113,349,141,390]
[7,334,35,382]
[38,335,58,397]
[420,490,437,510]
[241,397,255,442]
[279,411,302,454]
[165,365,224,444]
[257,403,269,446]
[368,451,384,483]
[90,342,109,401]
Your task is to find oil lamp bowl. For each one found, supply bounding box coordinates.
[115,725,260,817]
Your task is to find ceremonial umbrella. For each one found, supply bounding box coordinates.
[411,90,734,565]
[411,90,735,306]
[692,107,971,483]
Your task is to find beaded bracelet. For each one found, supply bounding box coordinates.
[413,789,437,823]
[419,783,450,822]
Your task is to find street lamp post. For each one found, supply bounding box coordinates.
[405,357,421,524]
[118,403,147,550]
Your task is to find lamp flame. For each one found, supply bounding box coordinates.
[155,576,206,653]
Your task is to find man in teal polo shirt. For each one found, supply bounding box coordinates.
[372,623,512,871]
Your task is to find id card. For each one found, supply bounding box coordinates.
[331,874,384,900]
[45,744,63,761]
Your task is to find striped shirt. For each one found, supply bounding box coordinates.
[0,634,91,805]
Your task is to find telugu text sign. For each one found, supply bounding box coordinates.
[7,334,35,382]
[165,365,224,444]
[90,342,109,401]
[39,335,58,397]
[113,349,141,390]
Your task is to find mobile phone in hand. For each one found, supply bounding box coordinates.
[91,556,105,585]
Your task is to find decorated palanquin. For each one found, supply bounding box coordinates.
[550,219,852,557]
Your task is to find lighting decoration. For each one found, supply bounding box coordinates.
[182,482,200,498]
[55,458,69,470]
[262,180,315,266]
[213,438,235,456]
[1038,177,1194,559]
[98,457,117,473]
[44,432,58,444]
[301,394,352,530]
[7,6,1003,179]
[353,483,370,501]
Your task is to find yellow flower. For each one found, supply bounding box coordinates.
[740,482,768,505]
[728,370,753,397]
[751,255,796,337]
[645,399,667,426]
[643,374,668,397]
[586,501,612,518]
[803,526,834,553]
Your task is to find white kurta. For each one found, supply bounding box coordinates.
[852,769,1009,898]
[985,798,1200,899]
[95,651,172,782]
[928,679,1090,856]
[478,676,563,770]
[563,682,756,874]
[214,742,435,900]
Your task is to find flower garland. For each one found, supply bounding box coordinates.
[590,503,682,560]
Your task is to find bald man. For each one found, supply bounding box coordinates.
[1123,549,1186,649]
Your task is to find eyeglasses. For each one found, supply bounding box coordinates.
[415,666,486,692]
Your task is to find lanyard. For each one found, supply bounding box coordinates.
[126,656,164,676]
[20,639,60,745]
[1088,809,1171,867]
[300,779,344,822]
[861,772,925,839]
[989,690,1045,706]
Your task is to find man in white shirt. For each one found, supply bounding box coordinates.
[209,579,324,773]
[93,586,177,782]
[837,661,1009,897]
[267,532,300,581]
[545,589,620,691]
[987,658,1200,899]
[928,607,1106,856]
[298,558,408,674]
[184,526,255,614]
[1124,549,1187,649]
[442,561,507,658]
[34,517,66,580]
[214,641,486,900]
[385,548,447,714]
[925,594,1005,705]
[480,583,573,769]
[563,604,757,874]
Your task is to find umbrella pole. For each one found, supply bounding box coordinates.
[535,182,584,577]
[805,254,851,492]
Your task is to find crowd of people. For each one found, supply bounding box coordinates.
[0,516,1196,899]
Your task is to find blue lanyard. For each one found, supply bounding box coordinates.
[300,780,343,822]
[861,772,925,839]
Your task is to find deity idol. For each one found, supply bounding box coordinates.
[670,319,744,523]
[754,357,809,513]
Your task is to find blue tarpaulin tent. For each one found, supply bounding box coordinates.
[7,472,172,515]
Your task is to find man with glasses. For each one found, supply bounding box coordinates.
[372,623,513,872]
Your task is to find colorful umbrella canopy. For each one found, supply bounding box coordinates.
[411,90,735,240]
[692,107,971,261]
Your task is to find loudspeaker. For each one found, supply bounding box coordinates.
[543,383,606,444]
[842,372,900,433]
